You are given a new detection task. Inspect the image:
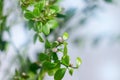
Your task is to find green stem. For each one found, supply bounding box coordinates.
[38,68,46,80]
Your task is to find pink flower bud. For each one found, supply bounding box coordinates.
[52,48,58,52]
[57,37,63,43]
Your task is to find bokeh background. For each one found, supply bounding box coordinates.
[0,0,120,80]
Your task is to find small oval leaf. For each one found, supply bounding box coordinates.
[38,53,49,62]
[42,25,50,35]
[24,11,34,19]
[76,57,82,68]
[63,32,69,40]
[54,68,66,80]
[69,68,74,76]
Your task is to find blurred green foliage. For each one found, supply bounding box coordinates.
[12,0,82,80]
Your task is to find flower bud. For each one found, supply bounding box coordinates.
[69,64,73,67]
[57,37,63,43]
[52,48,58,52]
[22,72,26,76]
[21,72,29,79]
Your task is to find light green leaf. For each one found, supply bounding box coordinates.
[63,42,68,56]
[50,5,61,13]
[69,68,74,76]
[34,1,44,11]
[61,55,70,66]
[63,32,69,40]
[42,25,50,35]
[76,57,82,68]
[33,7,40,17]
[48,70,55,76]
[47,20,58,29]
[54,68,66,80]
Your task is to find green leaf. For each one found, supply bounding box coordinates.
[38,53,49,62]
[29,62,40,73]
[28,20,34,29]
[54,68,66,80]
[76,57,82,68]
[63,32,69,40]
[61,55,70,66]
[45,39,51,48]
[52,41,59,48]
[43,61,57,70]
[42,25,50,35]
[24,11,34,19]
[51,52,58,61]
[69,68,74,76]
[38,35,44,42]
[48,61,61,76]
[48,70,55,76]
[35,22,43,32]
[35,1,45,11]
[33,34,38,43]
[28,72,35,79]
[56,13,66,18]
[33,7,40,17]
[50,5,61,13]
[47,20,58,29]
[104,0,112,3]
[63,42,68,56]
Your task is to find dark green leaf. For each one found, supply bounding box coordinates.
[38,53,49,62]
[38,35,44,42]
[56,13,66,18]
[51,52,58,61]
[54,68,66,80]
[0,40,7,51]
[104,0,112,3]
[52,41,59,48]
[24,11,34,19]
[29,62,40,73]
[45,39,51,48]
